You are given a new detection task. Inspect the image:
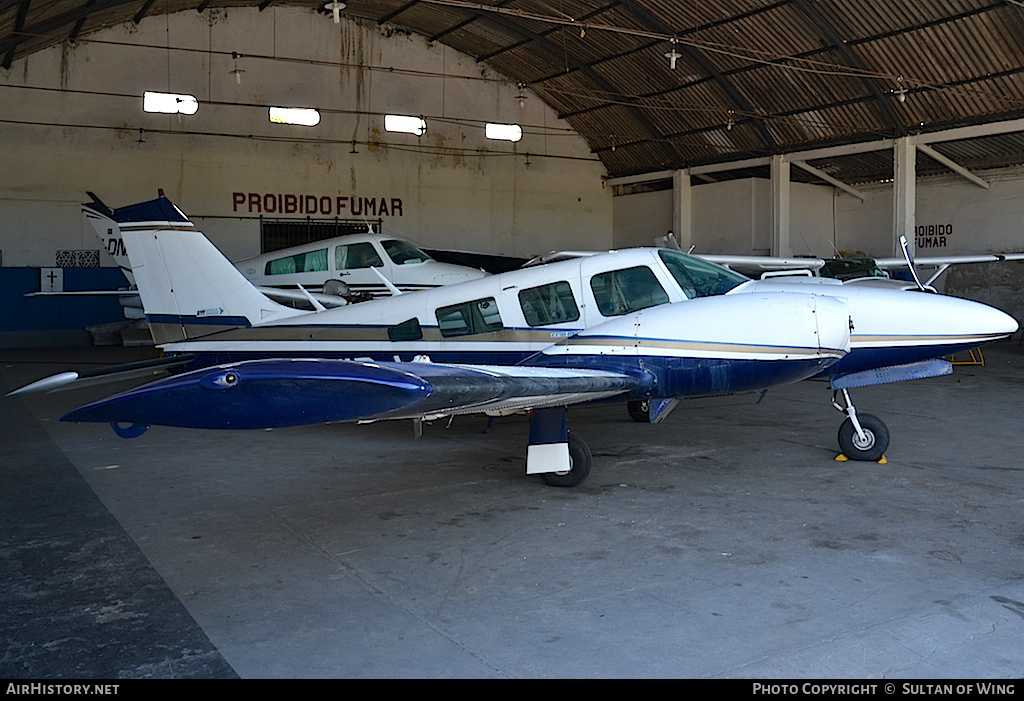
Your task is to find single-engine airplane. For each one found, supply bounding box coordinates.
[10,194,1018,487]
[234,230,489,300]
[79,193,487,312]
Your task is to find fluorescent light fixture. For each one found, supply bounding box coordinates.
[385,115,426,136]
[269,107,321,127]
[485,123,523,142]
[143,91,198,115]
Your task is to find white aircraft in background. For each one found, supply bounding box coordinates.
[233,232,488,301]
[82,192,487,311]
[649,233,1024,288]
[10,195,1018,487]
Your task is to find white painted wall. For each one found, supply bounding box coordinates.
[612,179,835,257]
[612,189,672,249]
[0,7,611,267]
[835,171,1024,257]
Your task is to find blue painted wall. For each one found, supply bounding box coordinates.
[0,268,130,347]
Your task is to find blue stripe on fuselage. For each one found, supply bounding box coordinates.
[148,314,252,327]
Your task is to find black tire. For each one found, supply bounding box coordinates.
[837,413,889,462]
[541,432,593,487]
[627,399,650,423]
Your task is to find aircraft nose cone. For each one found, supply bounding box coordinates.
[950,296,1018,340]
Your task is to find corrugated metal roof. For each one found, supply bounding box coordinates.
[4,0,1024,181]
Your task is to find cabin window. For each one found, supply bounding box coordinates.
[590,266,669,316]
[264,248,328,275]
[388,318,423,342]
[435,297,504,337]
[658,249,747,298]
[335,242,383,270]
[519,281,580,326]
[382,239,429,265]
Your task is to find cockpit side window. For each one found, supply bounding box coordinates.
[336,242,384,270]
[590,266,669,317]
[657,249,747,298]
[382,239,430,265]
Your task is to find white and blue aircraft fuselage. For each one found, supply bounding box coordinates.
[15,195,1018,487]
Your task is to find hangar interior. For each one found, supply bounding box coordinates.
[3,0,1024,679]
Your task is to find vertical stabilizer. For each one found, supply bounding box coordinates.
[83,199,134,286]
[117,197,305,345]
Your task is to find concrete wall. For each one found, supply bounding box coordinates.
[612,189,672,249]
[833,171,1024,321]
[834,171,1024,257]
[612,178,835,257]
[0,7,611,268]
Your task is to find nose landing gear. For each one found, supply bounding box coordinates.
[832,389,889,462]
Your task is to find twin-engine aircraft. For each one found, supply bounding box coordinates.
[11,194,1018,487]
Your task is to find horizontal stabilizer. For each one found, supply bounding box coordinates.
[830,358,953,390]
[61,358,637,430]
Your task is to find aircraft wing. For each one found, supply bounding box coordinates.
[697,254,825,272]
[59,358,640,430]
[30,286,346,306]
[6,354,197,396]
[26,289,138,297]
[254,286,348,309]
[873,253,1024,269]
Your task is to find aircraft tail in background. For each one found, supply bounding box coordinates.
[114,194,305,345]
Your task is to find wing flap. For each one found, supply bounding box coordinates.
[60,358,638,430]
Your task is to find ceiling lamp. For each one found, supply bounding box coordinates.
[229,52,244,85]
[324,1,346,24]
[516,82,528,109]
[893,75,907,103]
[665,38,680,70]
[385,114,427,136]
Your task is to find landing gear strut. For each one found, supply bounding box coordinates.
[832,389,889,461]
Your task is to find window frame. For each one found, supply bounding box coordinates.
[435,297,504,338]
[518,280,580,327]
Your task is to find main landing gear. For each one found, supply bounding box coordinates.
[526,406,593,487]
[832,388,889,462]
[540,432,593,488]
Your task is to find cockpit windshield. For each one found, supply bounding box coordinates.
[657,249,748,298]
[382,239,431,265]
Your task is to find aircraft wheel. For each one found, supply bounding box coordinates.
[837,414,889,462]
[541,433,592,488]
[627,399,650,423]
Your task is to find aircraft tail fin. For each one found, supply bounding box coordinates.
[83,198,134,286]
[116,194,304,345]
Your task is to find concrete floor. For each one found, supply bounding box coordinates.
[3,342,1024,679]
